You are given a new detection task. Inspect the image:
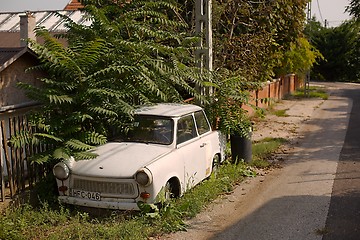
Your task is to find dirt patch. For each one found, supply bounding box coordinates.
[252,98,324,142]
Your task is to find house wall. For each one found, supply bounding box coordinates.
[0,32,68,48]
[0,53,44,107]
[0,32,21,48]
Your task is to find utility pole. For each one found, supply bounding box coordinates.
[305,1,312,96]
[195,0,213,96]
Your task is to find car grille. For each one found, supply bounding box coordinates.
[71,176,138,198]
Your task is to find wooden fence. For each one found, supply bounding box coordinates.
[0,110,49,203]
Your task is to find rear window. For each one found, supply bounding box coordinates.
[177,115,197,144]
[194,111,211,135]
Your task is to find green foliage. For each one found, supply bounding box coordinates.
[207,71,261,137]
[14,0,208,165]
[32,174,59,206]
[306,20,360,82]
[346,0,360,20]
[212,0,309,81]
[276,37,323,77]
[0,203,151,240]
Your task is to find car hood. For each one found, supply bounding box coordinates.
[69,142,172,178]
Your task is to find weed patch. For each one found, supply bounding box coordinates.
[273,109,289,117]
[290,86,328,100]
[251,137,288,168]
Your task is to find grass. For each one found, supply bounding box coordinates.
[290,86,328,100]
[251,137,288,168]
[273,109,289,117]
[0,137,285,240]
[315,227,330,236]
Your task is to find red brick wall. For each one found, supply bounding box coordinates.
[243,75,304,116]
[256,84,269,109]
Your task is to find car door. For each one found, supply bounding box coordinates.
[176,114,206,189]
[193,110,213,176]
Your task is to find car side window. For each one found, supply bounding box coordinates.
[177,115,197,144]
[194,110,211,135]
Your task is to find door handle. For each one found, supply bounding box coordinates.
[200,143,206,148]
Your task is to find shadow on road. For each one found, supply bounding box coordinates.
[323,87,360,240]
[209,195,330,240]
[210,85,360,240]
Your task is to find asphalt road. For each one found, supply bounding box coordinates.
[162,82,360,240]
[209,82,360,240]
[322,84,360,240]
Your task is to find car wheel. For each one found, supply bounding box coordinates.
[164,181,173,201]
[211,154,221,177]
[156,181,174,210]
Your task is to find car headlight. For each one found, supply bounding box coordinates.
[135,168,153,186]
[53,162,70,180]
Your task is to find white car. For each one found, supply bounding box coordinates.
[53,103,225,210]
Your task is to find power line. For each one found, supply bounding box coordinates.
[316,0,324,24]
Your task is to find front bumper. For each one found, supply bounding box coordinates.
[58,196,140,211]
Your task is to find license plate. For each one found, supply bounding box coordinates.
[70,189,101,201]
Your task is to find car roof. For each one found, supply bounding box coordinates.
[135,103,203,117]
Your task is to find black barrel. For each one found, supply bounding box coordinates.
[230,132,252,163]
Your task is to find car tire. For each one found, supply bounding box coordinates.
[156,180,176,210]
[164,181,173,201]
[211,154,221,178]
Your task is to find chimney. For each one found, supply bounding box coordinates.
[20,12,36,47]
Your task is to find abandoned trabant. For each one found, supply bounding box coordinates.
[53,103,225,210]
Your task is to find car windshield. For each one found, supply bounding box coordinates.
[125,115,174,145]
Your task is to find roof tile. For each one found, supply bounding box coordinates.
[64,0,84,11]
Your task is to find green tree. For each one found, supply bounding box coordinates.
[307,19,360,82]
[276,37,323,78]
[346,0,360,20]
[11,0,208,164]
[212,0,309,82]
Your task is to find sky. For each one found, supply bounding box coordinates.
[311,0,351,27]
[0,0,70,12]
[0,0,353,27]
